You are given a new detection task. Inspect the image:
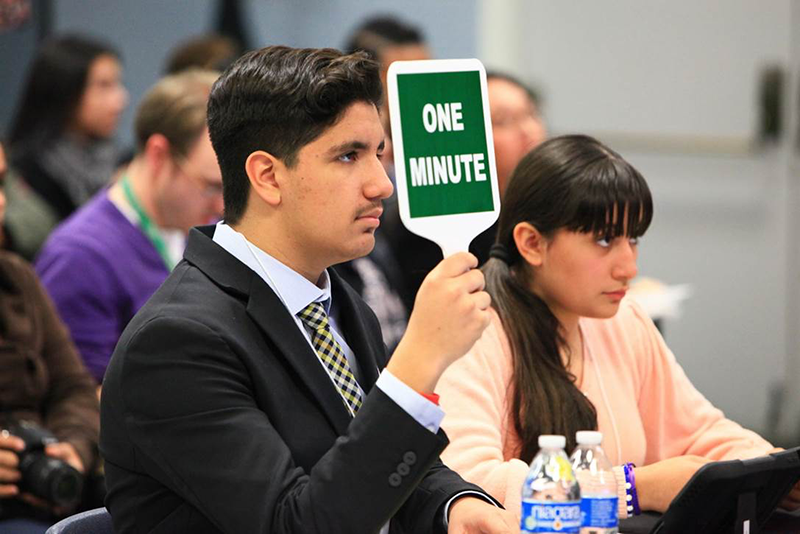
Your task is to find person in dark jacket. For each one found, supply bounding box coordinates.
[0,143,100,533]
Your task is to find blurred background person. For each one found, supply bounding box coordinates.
[5,34,128,258]
[34,70,222,384]
[0,142,100,534]
[469,71,547,263]
[164,33,242,75]
[486,72,547,197]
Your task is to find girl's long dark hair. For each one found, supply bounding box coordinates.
[484,134,653,462]
[7,34,119,151]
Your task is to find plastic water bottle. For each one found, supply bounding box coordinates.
[570,431,619,534]
[521,435,582,533]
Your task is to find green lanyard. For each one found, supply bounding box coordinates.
[120,174,176,271]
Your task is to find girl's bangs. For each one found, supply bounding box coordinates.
[565,158,653,239]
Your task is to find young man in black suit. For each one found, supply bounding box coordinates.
[100,46,518,533]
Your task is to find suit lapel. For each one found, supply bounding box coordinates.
[184,226,353,435]
[245,278,353,435]
[330,271,382,392]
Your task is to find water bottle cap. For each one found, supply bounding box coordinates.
[538,434,566,449]
[575,430,603,445]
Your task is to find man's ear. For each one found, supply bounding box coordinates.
[245,150,282,207]
[513,222,547,267]
[143,134,172,176]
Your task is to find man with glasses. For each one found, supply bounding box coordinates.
[35,69,223,385]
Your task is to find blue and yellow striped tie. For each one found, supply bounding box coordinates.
[298,302,363,415]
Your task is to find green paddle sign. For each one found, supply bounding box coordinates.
[388,59,500,257]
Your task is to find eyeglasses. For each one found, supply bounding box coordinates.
[491,110,543,130]
[173,156,223,199]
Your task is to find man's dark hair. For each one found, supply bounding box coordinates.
[207,46,382,225]
[344,16,425,60]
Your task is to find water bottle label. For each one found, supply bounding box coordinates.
[580,496,619,528]
[521,501,581,533]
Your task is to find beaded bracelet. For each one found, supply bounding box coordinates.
[623,462,641,516]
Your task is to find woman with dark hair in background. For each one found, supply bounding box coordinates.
[437,135,800,520]
[6,34,127,254]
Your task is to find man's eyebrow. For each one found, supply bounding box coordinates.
[327,139,384,157]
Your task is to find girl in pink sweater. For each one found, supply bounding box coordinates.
[437,134,800,519]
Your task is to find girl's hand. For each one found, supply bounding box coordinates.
[634,455,709,512]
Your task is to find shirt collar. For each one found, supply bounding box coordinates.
[213,222,332,316]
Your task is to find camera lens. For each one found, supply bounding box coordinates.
[21,455,83,508]
[51,466,82,507]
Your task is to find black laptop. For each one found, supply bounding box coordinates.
[618,447,800,534]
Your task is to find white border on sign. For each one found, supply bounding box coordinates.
[387,58,500,258]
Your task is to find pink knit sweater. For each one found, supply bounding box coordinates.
[438,298,772,519]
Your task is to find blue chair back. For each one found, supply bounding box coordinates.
[45,507,114,534]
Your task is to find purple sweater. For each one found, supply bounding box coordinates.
[35,192,171,382]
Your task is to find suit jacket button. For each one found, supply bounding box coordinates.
[397,462,411,476]
[388,473,402,487]
[403,451,417,465]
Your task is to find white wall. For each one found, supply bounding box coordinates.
[515,0,791,141]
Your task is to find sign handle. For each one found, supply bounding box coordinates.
[439,239,473,259]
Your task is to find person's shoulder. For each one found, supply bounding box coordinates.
[0,248,32,271]
[0,250,37,290]
[142,259,241,325]
[110,267,220,351]
[38,193,141,267]
[46,192,126,242]
[108,264,247,378]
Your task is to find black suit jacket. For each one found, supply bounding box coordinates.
[100,226,488,533]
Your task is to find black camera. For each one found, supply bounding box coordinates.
[8,421,83,508]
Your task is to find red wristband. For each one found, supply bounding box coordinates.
[421,392,440,405]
